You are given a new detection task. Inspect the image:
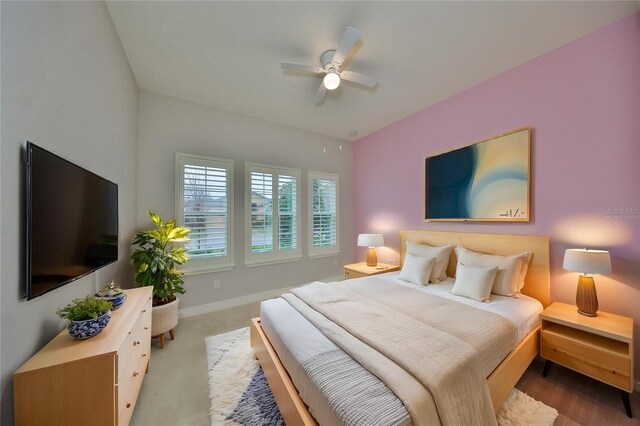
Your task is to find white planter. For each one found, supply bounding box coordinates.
[151,297,179,336]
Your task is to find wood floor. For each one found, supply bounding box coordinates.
[517,359,640,425]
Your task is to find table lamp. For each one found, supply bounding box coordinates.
[563,248,612,317]
[357,234,384,267]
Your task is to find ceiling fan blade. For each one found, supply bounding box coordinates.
[332,26,361,65]
[281,62,323,73]
[315,82,327,103]
[340,70,378,88]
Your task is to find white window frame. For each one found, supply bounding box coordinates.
[308,171,340,258]
[245,162,302,267]
[175,153,235,274]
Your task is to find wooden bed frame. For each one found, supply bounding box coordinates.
[250,230,550,426]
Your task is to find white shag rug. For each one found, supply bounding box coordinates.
[206,327,558,426]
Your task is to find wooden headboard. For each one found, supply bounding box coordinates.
[400,230,550,307]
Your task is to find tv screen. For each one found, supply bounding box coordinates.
[25,142,118,299]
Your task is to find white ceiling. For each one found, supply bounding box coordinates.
[106,1,638,141]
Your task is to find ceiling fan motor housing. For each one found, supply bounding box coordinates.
[321,50,337,68]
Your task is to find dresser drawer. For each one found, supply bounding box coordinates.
[118,304,151,384]
[344,269,366,279]
[541,329,631,390]
[118,354,148,426]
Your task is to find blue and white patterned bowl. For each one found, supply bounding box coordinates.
[67,310,111,340]
[97,293,127,310]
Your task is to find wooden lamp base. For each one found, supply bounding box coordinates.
[366,247,378,267]
[576,274,598,317]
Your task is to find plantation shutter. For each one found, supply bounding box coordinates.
[250,171,273,253]
[176,153,234,273]
[245,163,301,266]
[277,175,297,251]
[309,172,340,257]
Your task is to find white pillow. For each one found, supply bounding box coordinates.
[405,241,453,282]
[455,246,532,297]
[398,253,436,286]
[451,263,498,302]
[517,252,533,291]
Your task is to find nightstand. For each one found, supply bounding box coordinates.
[343,262,399,280]
[540,302,634,417]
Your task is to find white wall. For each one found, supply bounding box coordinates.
[137,91,354,309]
[0,2,138,423]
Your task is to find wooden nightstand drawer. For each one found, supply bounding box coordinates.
[344,269,366,279]
[541,328,631,390]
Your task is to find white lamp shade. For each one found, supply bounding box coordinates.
[563,249,612,274]
[357,234,384,248]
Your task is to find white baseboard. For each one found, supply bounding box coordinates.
[178,275,344,319]
[178,285,292,319]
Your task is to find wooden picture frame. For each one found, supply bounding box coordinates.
[424,127,531,222]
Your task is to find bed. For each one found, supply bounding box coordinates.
[250,230,550,426]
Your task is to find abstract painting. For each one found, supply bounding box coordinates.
[424,128,530,222]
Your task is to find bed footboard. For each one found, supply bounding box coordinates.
[250,318,317,426]
[486,325,540,412]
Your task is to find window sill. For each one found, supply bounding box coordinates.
[308,250,341,259]
[180,262,235,276]
[244,254,303,268]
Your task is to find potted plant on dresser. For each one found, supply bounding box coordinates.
[57,297,113,340]
[131,210,191,348]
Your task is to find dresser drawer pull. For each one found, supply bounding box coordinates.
[133,371,139,377]
[142,309,147,313]
[126,403,131,408]
[144,327,149,330]
[142,353,147,357]
[133,341,141,346]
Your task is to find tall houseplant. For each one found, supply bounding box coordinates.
[131,211,190,347]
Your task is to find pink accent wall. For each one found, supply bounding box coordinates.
[354,13,640,373]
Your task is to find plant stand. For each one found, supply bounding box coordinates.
[151,298,179,348]
[153,329,176,349]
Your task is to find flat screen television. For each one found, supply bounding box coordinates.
[25,142,118,299]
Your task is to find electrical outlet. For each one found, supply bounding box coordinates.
[213,280,221,289]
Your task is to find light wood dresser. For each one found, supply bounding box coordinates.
[14,287,152,426]
[540,301,634,417]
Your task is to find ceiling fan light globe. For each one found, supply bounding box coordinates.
[323,72,341,90]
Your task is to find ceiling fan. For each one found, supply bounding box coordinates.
[281,26,378,103]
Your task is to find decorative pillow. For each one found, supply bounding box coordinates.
[455,246,532,297]
[451,263,498,302]
[405,241,453,282]
[398,253,436,286]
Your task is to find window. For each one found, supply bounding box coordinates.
[175,153,234,273]
[245,163,301,266]
[308,172,340,258]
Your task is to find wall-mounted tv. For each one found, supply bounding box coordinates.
[424,127,530,222]
[25,142,118,299]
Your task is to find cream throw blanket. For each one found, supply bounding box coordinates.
[287,279,517,426]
